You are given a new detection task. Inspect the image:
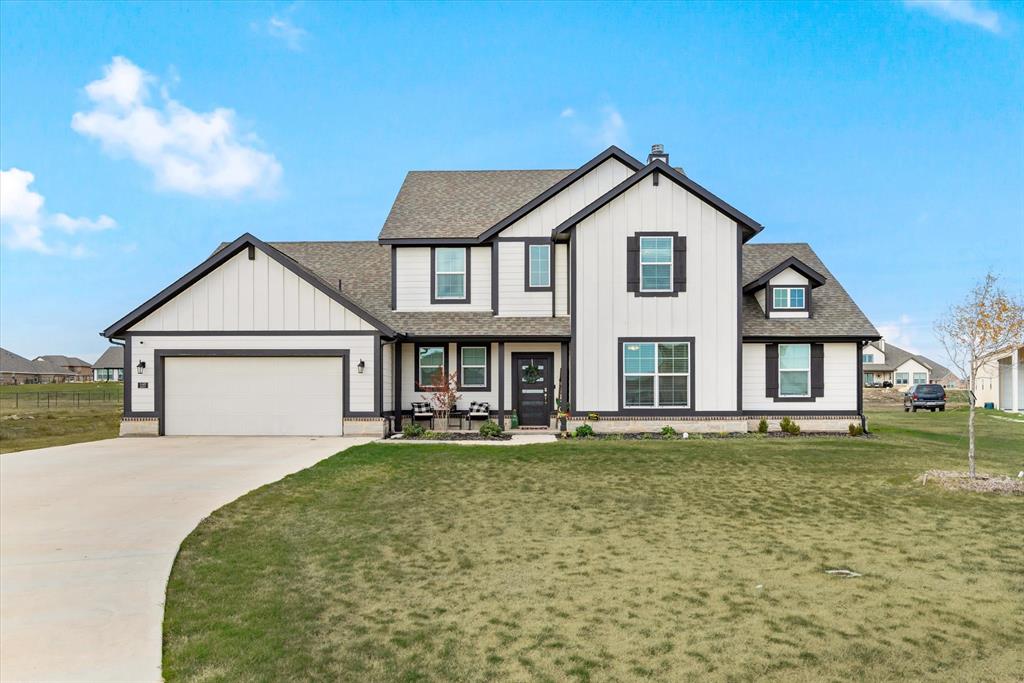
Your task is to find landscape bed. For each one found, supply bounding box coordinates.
[163,408,1023,682]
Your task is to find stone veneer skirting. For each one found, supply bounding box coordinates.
[565,414,859,434]
[119,417,159,437]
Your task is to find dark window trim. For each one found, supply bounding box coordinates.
[627,231,685,298]
[430,246,471,304]
[415,342,449,392]
[765,284,811,317]
[764,341,825,402]
[523,238,553,292]
[742,256,827,293]
[456,342,492,392]
[617,337,696,413]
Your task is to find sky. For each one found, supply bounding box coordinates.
[1,0,1021,369]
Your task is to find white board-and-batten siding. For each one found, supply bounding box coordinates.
[129,249,376,332]
[574,174,741,412]
[128,334,377,414]
[496,242,569,316]
[743,342,858,411]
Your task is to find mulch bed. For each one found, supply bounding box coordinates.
[558,432,868,440]
[397,432,512,441]
[918,470,1024,496]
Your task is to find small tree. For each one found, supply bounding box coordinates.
[935,272,1024,478]
[423,369,462,429]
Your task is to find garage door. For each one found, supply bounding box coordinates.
[163,356,344,436]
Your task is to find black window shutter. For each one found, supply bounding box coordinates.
[673,235,686,293]
[811,343,825,397]
[765,343,779,398]
[626,236,639,292]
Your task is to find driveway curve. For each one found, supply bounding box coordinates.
[0,435,372,682]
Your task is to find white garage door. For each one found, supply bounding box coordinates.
[163,356,344,436]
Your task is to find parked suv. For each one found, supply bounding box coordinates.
[904,384,946,412]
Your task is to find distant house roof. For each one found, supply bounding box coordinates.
[93,346,124,369]
[35,354,92,369]
[741,243,878,339]
[863,341,956,378]
[1,348,75,376]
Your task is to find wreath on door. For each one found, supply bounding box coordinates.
[522,364,542,384]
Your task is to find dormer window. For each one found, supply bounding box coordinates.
[773,287,805,309]
[432,247,469,303]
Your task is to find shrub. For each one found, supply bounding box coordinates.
[848,423,864,437]
[779,417,801,435]
[575,423,594,438]
[661,425,677,437]
[402,422,425,438]
[479,420,503,438]
[757,418,769,434]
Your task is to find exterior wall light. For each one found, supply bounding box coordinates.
[357,359,365,374]
[136,360,146,374]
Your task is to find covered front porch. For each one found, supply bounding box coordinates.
[389,338,569,431]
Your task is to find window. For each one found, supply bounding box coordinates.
[639,236,673,292]
[460,346,488,388]
[864,372,873,385]
[863,353,874,363]
[895,372,909,385]
[417,345,445,388]
[778,343,811,397]
[913,372,927,385]
[527,244,551,289]
[622,341,690,408]
[773,287,806,309]
[434,248,466,300]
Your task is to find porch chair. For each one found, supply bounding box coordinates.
[411,401,434,429]
[464,401,491,430]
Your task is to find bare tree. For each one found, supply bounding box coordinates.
[935,272,1024,477]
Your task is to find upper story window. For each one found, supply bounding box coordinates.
[773,287,806,309]
[527,244,551,290]
[433,247,467,302]
[778,343,811,397]
[863,353,874,363]
[639,237,673,292]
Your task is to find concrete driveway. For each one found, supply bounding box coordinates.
[0,435,373,682]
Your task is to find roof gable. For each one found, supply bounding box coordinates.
[552,160,764,240]
[103,234,395,338]
[742,256,827,293]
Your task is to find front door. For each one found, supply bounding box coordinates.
[513,353,554,427]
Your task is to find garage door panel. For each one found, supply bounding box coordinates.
[163,356,344,436]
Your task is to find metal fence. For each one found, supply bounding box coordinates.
[0,391,123,410]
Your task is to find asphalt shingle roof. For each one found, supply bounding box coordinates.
[378,170,573,240]
[35,354,92,369]
[741,243,879,339]
[863,341,955,378]
[93,346,124,369]
[0,348,75,375]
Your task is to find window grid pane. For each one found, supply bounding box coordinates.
[529,245,550,287]
[463,367,486,386]
[436,273,465,299]
[780,370,809,396]
[639,237,673,292]
[435,248,464,273]
[790,288,804,308]
[419,347,444,387]
[779,344,810,370]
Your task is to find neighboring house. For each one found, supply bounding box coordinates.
[974,344,1023,412]
[92,346,125,382]
[861,340,959,388]
[102,144,879,437]
[34,355,93,382]
[0,348,76,385]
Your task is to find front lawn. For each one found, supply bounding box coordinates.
[164,409,1023,682]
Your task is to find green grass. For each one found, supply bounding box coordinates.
[163,409,1023,682]
[0,382,122,454]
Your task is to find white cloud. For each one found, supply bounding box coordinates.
[878,314,919,353]
[252,4,309,51]
[562,105,628,149]
[72,57,282,198]
[905,0,1003,34]
[0,167,116,256]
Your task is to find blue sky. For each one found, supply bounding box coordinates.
[1,0,1021,367]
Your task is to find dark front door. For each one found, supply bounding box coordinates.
[513,353,554,426]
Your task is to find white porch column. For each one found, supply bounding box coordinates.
[1012,348,1020,412]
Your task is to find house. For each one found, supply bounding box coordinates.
[92,346,125,382]
[101,145,879,437]
[861,340,959,388]
[974,344,1023,412]
[0,348,77,385]
[33,355,93,382]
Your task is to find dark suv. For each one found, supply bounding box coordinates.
[904,384,946,412]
